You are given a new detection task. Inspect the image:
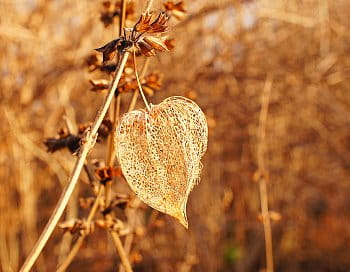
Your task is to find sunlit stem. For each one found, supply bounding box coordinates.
[133,49,151,111]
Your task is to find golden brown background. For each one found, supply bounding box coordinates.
[1,0,350,271]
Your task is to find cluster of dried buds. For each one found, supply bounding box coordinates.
[44,120,113,154]
[59,193,132,236]
[90,71,163,96]
[87,0,187,98]
[95,11,171,60]
[44,0,189,243]
[95,165,123,185]
[58,218,94,236]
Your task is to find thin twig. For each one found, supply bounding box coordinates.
[19,51,130,272]
[56,186,104,272]
[133,50,151,111]
[110,231,133,272]
[119,55,150,272]
[118,197,141,272]
[105,94,121,206]
[128,58,150,112]
[257,75,274,272]
[105,0,127,209]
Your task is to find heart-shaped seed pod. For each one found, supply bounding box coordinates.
[115,96,208,228]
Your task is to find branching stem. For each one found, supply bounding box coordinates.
[19,51,130,272]
[56,186,104,272]
[110,231,133,272]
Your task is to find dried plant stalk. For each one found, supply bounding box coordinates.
[19,51,130,272]
[257,76,274,272]
[115,96,208,228]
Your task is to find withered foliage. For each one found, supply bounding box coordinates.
[134,12,169,34]
[96,11,171,62]
[44,129,81,154]
[44,119,113,153]
[7,0,350,272]
[94,39,121,62]
[116,71,163,94]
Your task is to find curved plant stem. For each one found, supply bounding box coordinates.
[56,186,104,272]
[257,75,274,272]
[110,231,133,272]
[19,51,130,272]
[119,198,141,272]
[132,50,151,111]
[128,58,150,112]
[119,57,150,272]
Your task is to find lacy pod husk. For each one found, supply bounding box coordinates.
[115,96,208,228]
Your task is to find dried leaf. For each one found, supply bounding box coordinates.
[134,12,153,32]
[115,96,208,228]
[95,166,123,184]
[44,134,81,153]
[143,36,169,52]
[148,12,169,33]
[137,41,156,57]
[95,39,120,62]
[134,12,169,34]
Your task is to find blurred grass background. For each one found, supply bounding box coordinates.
[2,0,350,271]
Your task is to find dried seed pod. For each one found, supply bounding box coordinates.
[115,96,208,228]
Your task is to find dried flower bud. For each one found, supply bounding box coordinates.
[143,36,169,52]
[134,12,169,34]
[44,133,81,154]
[58,219,84,234]
[95,166,123,184]
[148,12,169,33]
[134,12,153,32]
[137,41,156,57]
[95,39,121,63]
